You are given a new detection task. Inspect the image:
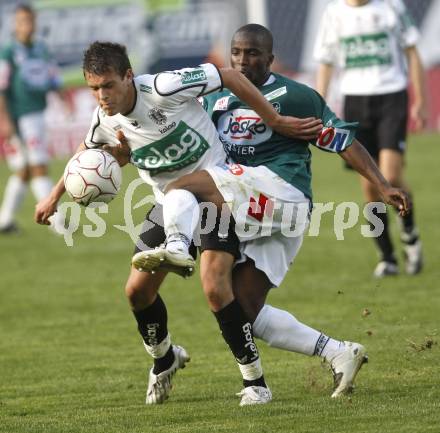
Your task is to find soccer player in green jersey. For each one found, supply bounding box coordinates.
[133,24,410,403]
[0,4,64,234]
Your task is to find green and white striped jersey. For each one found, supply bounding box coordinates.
[314,0,419,95]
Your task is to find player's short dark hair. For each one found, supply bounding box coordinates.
[15,3,35,16]
[233,23,273,53]
[82,41,132,78]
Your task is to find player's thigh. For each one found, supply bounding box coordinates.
[200,250,235,311]
[166,170,224,208]
[232,259,271,322]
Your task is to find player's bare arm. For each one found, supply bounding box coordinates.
[34,142,86,225]
[405,46,427,132]
[316,63,334,99]
[220,67,322,140]
[0,94,15,138]
[339,140,410,215]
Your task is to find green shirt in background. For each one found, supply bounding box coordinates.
[0,40,61,120]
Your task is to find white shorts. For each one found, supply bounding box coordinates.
[236,232,305,287]
[206,163,310,241]
[4,112,49,171]
[206,163,311,287]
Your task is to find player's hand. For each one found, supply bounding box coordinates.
[102,130,131,167]
[410,102,427,132]
[35,195,58,225]
[270,115,323,141]
[380,186,411,216]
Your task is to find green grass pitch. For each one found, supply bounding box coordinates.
[0,134,439,432]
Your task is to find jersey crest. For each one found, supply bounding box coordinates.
[148,107,167,125]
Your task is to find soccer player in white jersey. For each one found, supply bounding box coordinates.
[132,25,410,404]
[0,4,64,234]
[314,0,426,277]
[35,41,324,406]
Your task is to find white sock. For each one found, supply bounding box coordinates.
[162,189,200,254]
[30,176,54,201]
[0,175,27,227]
[320,337,345,363]
[252,304,322,356]
[238,358,263,381]
[143,333,171,359]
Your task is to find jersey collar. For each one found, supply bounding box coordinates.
[262,74,276,87]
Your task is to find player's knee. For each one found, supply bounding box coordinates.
[16,167,30,182]
[124,274,158,310]
[201,268,232,311]
[385,174,403,187]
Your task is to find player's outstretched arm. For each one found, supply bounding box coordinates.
[219,68,322,140]
[34,142,87,225]
[339,140,410,216]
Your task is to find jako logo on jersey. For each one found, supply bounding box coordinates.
[218,109,272,145]
[316,127,350,152]
[181,69,207,84]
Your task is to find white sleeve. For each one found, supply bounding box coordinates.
[153,63,223,104]
[390,0,419,47]
[313,6,339,64]
[84,107,116,149]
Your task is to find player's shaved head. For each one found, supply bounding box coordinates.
[232,24,273,53]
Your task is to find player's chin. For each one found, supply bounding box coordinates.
[101,105,116,116]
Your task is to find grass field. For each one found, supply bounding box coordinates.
[1,133,439,433]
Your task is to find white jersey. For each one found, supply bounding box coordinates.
[313,0,419,95]
[84,63,226,202]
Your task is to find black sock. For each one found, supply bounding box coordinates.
[132,295,175,373]
[369,205,396,263]
[213,299,266,388]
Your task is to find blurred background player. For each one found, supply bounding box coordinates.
[0,4,64,234]
[314,0,426,277]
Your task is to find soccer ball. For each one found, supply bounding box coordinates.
[64,149,122,206]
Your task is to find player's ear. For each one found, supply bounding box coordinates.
[125,68,134,82]
[267,54,274,68]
